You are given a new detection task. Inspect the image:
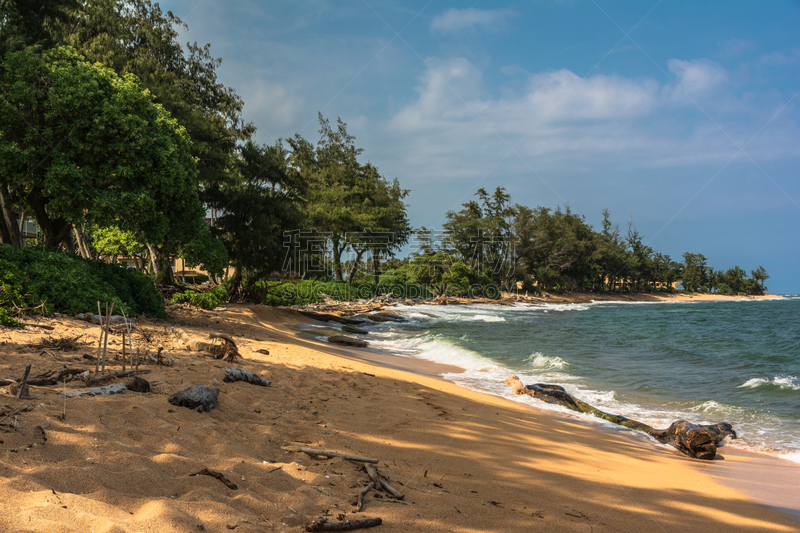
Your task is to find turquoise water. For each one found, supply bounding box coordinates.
[344,297,800,461]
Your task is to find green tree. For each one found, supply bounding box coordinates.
[681,253,708,292]
[0,46,211,282]
[213,140,302,297]
[750,265,769,294]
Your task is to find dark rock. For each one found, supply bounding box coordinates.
[126,377,151,393]
[327,335,368,348]
[168,384,220,413]
[341,325,369,335]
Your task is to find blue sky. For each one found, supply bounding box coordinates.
[161,0,800,293]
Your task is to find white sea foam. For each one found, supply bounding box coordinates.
[738,376,800,391]
[527,352,571,369]
[472,314,506,322]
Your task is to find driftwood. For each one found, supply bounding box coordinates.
[60,383,128,398]
[505,376,736,460]
[16,363,31,399]
[189,468,238,490]
[222,367,270,387]
[364,464,404,499]
[86,369,150,386]
[327,336,368,348]
[25,367,84,386]
[357,482,376,512]
[75,313,134,326]
[306,517,382,532]
[19,322,55,330]
[168,384,220,413]
[293,446,379,464]
[171,328,241,362]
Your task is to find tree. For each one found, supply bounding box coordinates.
[681,253,708,292]
[750,266,769,294]
[213,140,302,297]
[288,114,409,282]
[1,0,77,57]
[0,46,212,281]
[51,0,252,194]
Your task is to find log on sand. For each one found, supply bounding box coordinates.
[306,517,382,532]
[223,367,270,387]
[504,376,736,460]
[171,328,241,362]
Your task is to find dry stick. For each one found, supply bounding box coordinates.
[95,301,102,374]
[101,300,115,375]
[306,517,382,532]
[295,447,379,464]
[16,362,32,399]
[356,482,375,512]
[364,464,404,499]
[120,307,133,370]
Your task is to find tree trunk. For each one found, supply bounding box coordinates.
[373,249,380,287]
[332,238,344,281]
[73,224,92,259]
[26,189,71,248]
[146,243,174,285]
[0,186,24,247]
[347,248,366,283]
[504,376,736,460]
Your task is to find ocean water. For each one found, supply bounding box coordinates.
[343,297,800,462]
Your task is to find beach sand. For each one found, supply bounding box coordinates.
[1,304,798,533]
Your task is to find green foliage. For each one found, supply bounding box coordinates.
[0,243,164,317]
[287,114,410,281]
[259,280,431,307]
[407,253,498,298]
[0,45,207,253]
[171,286,227,310]
[0,258,31,326]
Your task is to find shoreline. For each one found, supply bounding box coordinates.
[1,304,798,531]
[286,304,800,523]
[292,299,800,520]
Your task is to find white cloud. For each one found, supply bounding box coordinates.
[666,58,729,100]
[430,8,516,33]
[380,56,797,191]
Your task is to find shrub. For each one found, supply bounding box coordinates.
[171,285,227,310]
[257,280,432,306]
[0,244,165,318]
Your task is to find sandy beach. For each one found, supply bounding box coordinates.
[1,302,798,533]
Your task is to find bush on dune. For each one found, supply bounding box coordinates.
[0,244,165,321]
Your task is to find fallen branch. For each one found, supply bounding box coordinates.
[364,464,404,499]
[306,517,382,532]
[75,313,134,327]
[60,383,128,398]
[171,328,241,362]
[86,369,150,386]
[505,376,736,460]
[292,446,379,464]
[357,482,375,512]
[189,468,238,490]
[223,367,270,387]
[16,363,31,399]
[25,367,84,386]
[19,322,54,330]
